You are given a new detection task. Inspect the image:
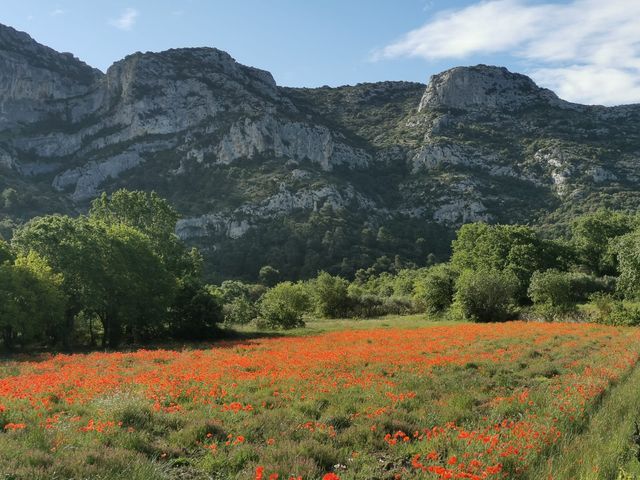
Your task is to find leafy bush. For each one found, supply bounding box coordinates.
[223,296,258,325]
[584,293,640,326]
[528,269,576,320]
[528,269,612,321]
[413,263,457,314]
[453,269,518,322]
[613,230,640,300]
[346,292,383,318]
[312,271,351,318]
[608,303,640,326]
[257,282,311,329]
[170,281,223,340]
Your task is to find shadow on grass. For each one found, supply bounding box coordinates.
[0,327,289,363]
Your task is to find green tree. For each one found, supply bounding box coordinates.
[451,223,566,299]
[216,280,259,325]
[453,269,518,322]
[218,280,253,303]
[12,215,109,348]
[89,190,192,277]
[223,296,257,325]
[259,265,280,287]
[258,282,310,329]
[572,209,635,275]
[0,238,13,264]
[170,279,223,339]
[0,252,64,348]
[614,229,640,299]
[100,223,177,346]
[1,188,18,210]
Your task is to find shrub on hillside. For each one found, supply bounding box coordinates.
[223,296,258,325]
[413,263,457,314]
[170,281,223,340]
[453,269,518,322]
[312,271,351,318]
[528,269,612,321]
[528,269,575,321]
[257,282,311,329]
[584,293,640,327]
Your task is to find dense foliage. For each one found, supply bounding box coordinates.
[3,195,640,350]
[2,189,221,349]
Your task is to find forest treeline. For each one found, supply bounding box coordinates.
[1,189,640,350]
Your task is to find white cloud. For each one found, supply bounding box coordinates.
[376,0,640,105]
[50,8,64,16]
[109,7,139,31]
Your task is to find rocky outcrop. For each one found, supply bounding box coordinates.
[411,143,494,172]
[177,184,378,241]
[0,146,15,169]
[0,24,101,129]
[215,115,370,170]
[418,65,564,112]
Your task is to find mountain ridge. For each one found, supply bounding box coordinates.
[1,23,639,280]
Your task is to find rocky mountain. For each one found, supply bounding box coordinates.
[1,23,639,280]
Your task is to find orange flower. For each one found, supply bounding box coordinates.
[3,423,26,431]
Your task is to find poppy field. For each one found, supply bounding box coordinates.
[2,320,640,479]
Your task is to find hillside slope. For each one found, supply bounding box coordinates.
[1,24,639,280]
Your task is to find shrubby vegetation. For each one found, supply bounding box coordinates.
[3,198,640,350]
[412,263,456,314]
[453,269,518,323]
[256,281,310,329]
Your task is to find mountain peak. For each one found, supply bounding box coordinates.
[418,64,562,112]
[104,46,278,100]
[0,23,100,83]
[0,23,102,129]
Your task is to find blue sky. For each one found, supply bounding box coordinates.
[1,1,638,105]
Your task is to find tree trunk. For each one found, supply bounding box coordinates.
[89,317,96,347]
[2,326,14,351]
[62,309,75,351]
[107,311,121,349]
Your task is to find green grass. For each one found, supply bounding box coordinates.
[230,313,453,337]
[526,356,640,479]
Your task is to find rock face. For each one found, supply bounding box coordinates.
[0,24,101,128]
[2,22,640,278]
[418,65,563,111]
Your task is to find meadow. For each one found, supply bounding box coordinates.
[2,317,640,480]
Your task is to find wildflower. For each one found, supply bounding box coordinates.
[322,474,341,480]
[3,423,26,431]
